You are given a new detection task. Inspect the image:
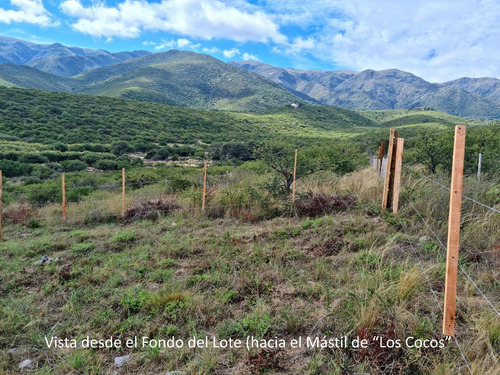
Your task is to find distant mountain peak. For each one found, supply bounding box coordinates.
[0,35,151,77]
[233,61,500,119]
[0,36,498,119]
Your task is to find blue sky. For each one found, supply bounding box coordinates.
[0,0,499,82]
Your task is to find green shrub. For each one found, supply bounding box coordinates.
[19,153,49,164]
[67,187,93,202]
[53,142,68,152]
[167,179,192,192]
[0,159,32,177]
[95,159,118,170]
[82,152,116,166]
[62,160,87,172]
[111,141,134,155]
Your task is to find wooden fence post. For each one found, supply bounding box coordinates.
[62,173,66,221]
[443,125,466,336]
[0,170,2,241]
[378,141,385,176]
[382,128,397,209]
[292,149,298,202]
[122,168,126,217]
[392,138,405,213]
[376,146,381,170]
[202,160,207,211]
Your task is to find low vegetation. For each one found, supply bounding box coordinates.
[0,86,498,374]
[0,164,498,374]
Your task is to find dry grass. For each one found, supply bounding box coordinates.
[1,167,499,374]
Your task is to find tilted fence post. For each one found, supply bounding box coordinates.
[382,128,397,209]
[392,138,405,214]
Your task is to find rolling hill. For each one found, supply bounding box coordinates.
[0,36,499,118]
[0,64,74,92]
[0,51,306,112]
[0,87,378,146]
[74,51,305,111]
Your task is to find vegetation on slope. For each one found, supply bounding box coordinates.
[0,51,307,112]
[0,167,498,374]
[0,88,376,146]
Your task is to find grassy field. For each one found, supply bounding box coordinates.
[1,167,499,374]
[0,86,498,373]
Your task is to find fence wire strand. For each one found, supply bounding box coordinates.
[403,165,500,215]
[396,214,473,375]
[402,193,500,319]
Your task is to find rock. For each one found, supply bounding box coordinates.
[114,355,132,367]
[33,256,59,265]
[18,359,34,370]
[8,348,17,355]
[419,236,430,243]
[166,372,183,375]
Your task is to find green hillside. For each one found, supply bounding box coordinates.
[0,87,378,146]
[0,64,73,92]
[0,51,306,112]
[77,51,307,111]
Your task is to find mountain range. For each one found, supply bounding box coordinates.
[0,36,499,118]
[0,36,299,112]
[231,61,500,119]
[0,36,149,77]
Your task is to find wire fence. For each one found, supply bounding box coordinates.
[1,158,360,229]
[370,124,500,373]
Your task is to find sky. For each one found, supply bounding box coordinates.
[0,0,499,82]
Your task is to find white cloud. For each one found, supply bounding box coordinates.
[154,38,199,50]
[203,47,220,54]
[0,0,57,26]
[286,36,316,54]
[223,48,240,58]
[176,38,191,48]
[242,52,259,61]
[267,0,500,81]
[60,0,286,44]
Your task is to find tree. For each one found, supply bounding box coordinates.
[53,142,68,152]
[413,131,453,173]
[111,141,135,156]
[256,141,355,195]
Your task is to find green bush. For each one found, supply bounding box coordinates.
[0,159,32,177]
[27,188,59,205]
[111,141,134,156]
[62,160,87,172]
[95,159,118,170]
[67,187,93,202]
[53,142,68,152]
[167,179,192,192]
[19,153,49,164]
